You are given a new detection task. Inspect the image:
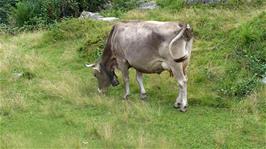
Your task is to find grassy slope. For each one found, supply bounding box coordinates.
[1,5,266,149]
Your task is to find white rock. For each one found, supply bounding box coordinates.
[261,77,266,84]
[98,17,119,21]
[13,72,23,79]
[79,11,118,22]
[139,1,158,10]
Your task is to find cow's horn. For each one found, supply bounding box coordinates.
[93,64,101,72]
[85,63,95,68]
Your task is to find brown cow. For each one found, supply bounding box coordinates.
[86,21,193,112]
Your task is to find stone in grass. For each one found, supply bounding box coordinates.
[139,1,158,10]
[13,71,34,80]
[79,11,118,22]
[261,77,266,85]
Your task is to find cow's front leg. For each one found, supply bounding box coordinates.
[117,59,130,99]
[171,63,188,112]
[136,70,147,99]
[123,70,130,99]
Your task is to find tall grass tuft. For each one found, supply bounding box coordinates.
[218,12,266,97]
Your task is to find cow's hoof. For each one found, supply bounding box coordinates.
[123,94,129,100]
[140,93,147,100]
[173,102,181,109]
[179,106,188,112]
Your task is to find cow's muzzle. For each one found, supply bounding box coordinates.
[111,78,119,86]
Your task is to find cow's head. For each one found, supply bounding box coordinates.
[85,63,119,93]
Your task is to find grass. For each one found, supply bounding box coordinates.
[1,3,266,149]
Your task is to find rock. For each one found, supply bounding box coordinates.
[139,1,158,10]
[261,77,266,84]
[13,72,23,79]
[79,11,102,19]
[100,17,119,22]
[79,11,118,22]
[13,71,34,80]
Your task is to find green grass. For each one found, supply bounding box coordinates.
[1,3,266,149]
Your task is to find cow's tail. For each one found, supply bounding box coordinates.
[169,24,192,63]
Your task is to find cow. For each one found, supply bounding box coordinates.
[86,21,193,112]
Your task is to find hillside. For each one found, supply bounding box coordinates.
[0,3,266,148]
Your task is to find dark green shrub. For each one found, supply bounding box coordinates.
[8,0,81,27]
[78,0,109,12]
[9,0,40,27]
[7,0,133,28]
[112,0,140,10]
[3,0,144,29]
[0,0,18,24]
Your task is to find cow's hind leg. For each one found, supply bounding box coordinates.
[117,59,130,99]
[171,63,188,112]
[176,62,189,108]
[136,70,147,99]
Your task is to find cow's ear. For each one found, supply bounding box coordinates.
[93,64,101,72]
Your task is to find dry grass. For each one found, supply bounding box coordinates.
[214,130,226,148]
[38,71,88,106]
[0,91,27,115]
[50,135,82,148]
[0,133,31,149]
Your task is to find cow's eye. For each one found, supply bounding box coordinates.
[93,73,96,77]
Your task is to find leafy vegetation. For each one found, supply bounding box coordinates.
[0,0,140,29]
[0,1,266,148]
[231,13,266,78]
[217,12,266,97]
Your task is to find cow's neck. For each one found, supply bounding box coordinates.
[100,48,114,72]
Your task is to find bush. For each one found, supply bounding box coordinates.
[7,0,112,28]
[8,0,81,27]
[0,0,18,24]
[231,12,266,78]
[78,0,109,12]
[112,0,140,10]
[9,0,42,27]
[218,12,266,98]
[3,0,142,29]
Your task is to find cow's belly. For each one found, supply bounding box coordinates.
[125,51,165,73]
